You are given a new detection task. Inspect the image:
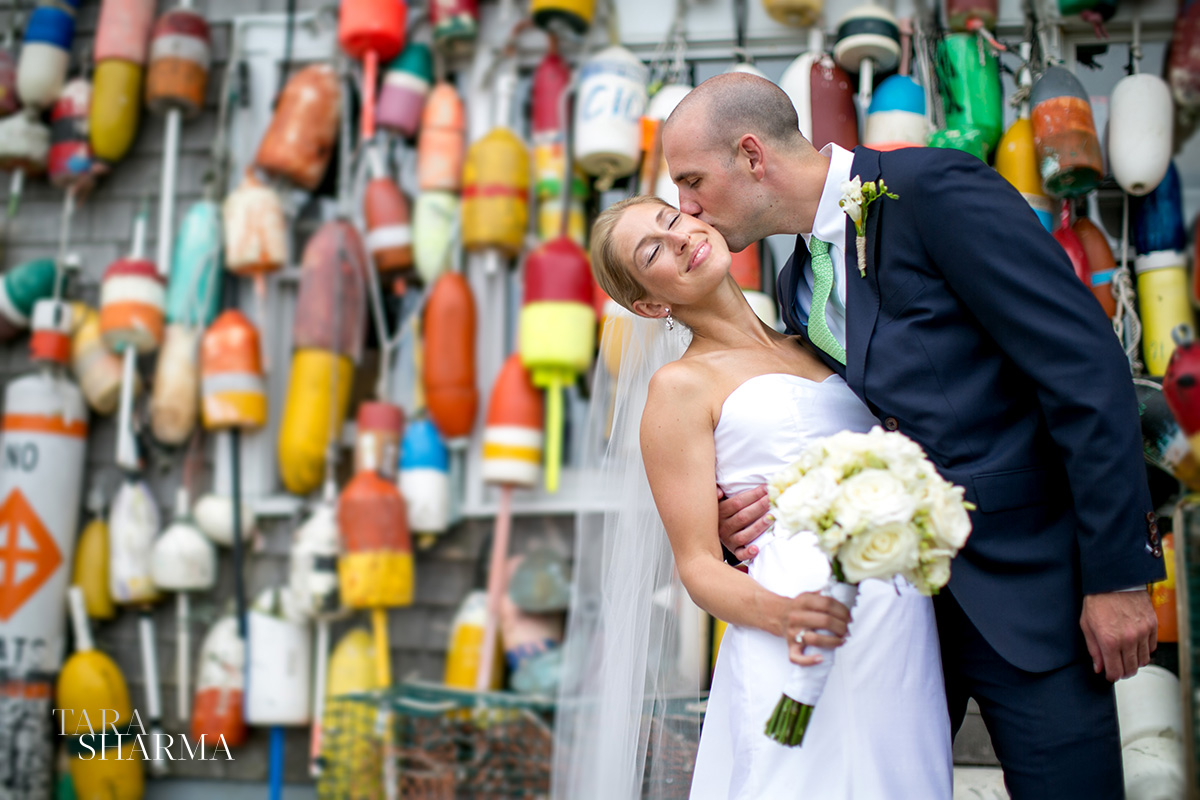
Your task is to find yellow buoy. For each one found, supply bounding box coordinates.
[462,127,530,258]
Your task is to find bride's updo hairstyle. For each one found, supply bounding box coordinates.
[590,195,675,314]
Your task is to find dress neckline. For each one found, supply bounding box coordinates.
[716,372,841,432]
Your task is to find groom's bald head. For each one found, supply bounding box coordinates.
[663,72,808,160]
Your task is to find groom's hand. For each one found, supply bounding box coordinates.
[1080,590,1158,682]
[717,486,772,561]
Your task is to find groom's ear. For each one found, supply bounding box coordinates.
[739,134,766,179]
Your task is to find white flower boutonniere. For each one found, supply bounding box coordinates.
[838,177,899,278]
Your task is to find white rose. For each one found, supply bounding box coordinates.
[912,555,952,595]
[831,470,917,533]
[838,521,921,583]
[774,466,840,534]
[927,484,972,551]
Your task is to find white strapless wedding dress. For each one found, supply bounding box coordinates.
[690,373,952,800]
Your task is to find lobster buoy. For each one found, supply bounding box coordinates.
[864,75,926,150]
[532,0,595,35]
[519,237,596,493]
[1166,327,1200,472]
[73,488,116,621]
[1168,0,1200,113]
[398,417,451,537]
[354,401,404,478]
[947,0,997,31]
[149,323,200,445]
[17,5,75,110]
[574,46,647,190]
[108,479,161,608]
[245,587,312,726]
[1108,73,1172,197]
[191,614,248,747]
[763,0,821,28]
[534,48,587,244]
[1030,66,1103,198]
[192,493,255,548]
[482,353,544,489]
[377,42,432,139]
[90,0,157,164]
[413,191,460,285]
[201,310,268,430]
[645,84,694,206]
[289,486,342,621]
[1135,164,1193,377]
[255,63,340,191]
[1051,202,1090,287]
[364,150,413,274]
[444,590,501,689]
[423,272,478,441]
[58,588,144,796]
[834,4,901,110]
[71,304,136,415]
[337,0,406,142]
[48,78,95,192]
[1073,217,1117,318]
[0,110,50,174]
[463,127,530,257]
[223,171,287,276]
[279,222,367,495]
[145,7,211,117]
[99,247,165,355]
[431,0,479,46]
[0,258,56,342]
[935,33,1002,160]
[167,199,223,327]
[780,31,859,151]
[995,116,1053,231]
[416,82,465,192]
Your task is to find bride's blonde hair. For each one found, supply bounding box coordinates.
[589,195,674,312]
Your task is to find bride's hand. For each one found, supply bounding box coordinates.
[782,592,852,667]
[717,485,772,561]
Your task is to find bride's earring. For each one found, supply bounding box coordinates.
[664,308,675,331]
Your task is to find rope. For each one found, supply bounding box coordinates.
[1111,192,1144,376]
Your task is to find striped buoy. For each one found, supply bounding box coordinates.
[17,5,75,110]
[145,7,211,116]
[377,42,432,139]
[99,258,165,354]
[399,418,451,536]
[1030,66,1103,198]
[462,127,529,257]
[200,310,268,431]
[364,151,413,274]
[482,354,544,489]
[48,78,95,191]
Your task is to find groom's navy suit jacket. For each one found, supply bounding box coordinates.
[777,146,1165,673]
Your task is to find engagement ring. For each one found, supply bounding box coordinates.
[795,629,808,644]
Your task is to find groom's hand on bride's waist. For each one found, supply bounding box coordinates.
[717,485,772,562]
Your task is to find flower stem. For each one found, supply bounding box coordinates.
[764,694,816,747]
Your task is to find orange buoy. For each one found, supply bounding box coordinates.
[422,272,477,441]
[255,64,340,191]
[482,354,544,489]
[201,310,268,431]
[364,151,413,274]
[1073,217,1117,318]
[729,242,761,291]
[145,7,211,117]
[338,0,406,141]
[416,82,465,192]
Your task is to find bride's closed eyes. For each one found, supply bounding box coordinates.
[641,213,681,269]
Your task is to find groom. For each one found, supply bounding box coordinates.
[661,73,1164,797]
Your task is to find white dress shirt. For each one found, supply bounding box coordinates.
[796,143,855,348]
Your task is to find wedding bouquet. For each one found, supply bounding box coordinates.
[762,426,974,747]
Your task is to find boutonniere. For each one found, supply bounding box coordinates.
[838,177,899,277]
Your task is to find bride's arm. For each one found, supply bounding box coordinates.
[640,366,850,663]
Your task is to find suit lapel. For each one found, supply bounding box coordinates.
[844,147,883,399]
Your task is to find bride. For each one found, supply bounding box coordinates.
[551,195,951,799]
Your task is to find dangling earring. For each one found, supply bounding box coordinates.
[664,309,675,331]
